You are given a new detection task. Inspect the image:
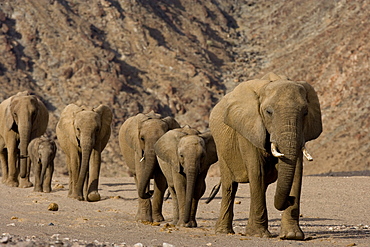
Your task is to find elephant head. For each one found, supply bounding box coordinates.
[5,91,49,179]
[154,126,218,224]
[125,111,180,199]
[223,72,322,211]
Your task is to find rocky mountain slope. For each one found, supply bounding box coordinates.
[0,0,368,176]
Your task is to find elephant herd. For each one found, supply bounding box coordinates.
[0,72,322,241]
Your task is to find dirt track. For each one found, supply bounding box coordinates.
[1,176,369,246]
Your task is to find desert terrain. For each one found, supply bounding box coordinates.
[1,175,370,247]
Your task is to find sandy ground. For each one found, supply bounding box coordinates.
[1,176,370,247]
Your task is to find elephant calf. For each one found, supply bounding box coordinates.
[154,125,218,227]
[28,135,56,193]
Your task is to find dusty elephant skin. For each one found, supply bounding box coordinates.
[28,135,57,193]
[118,111,180,223]
[209,72,322,240]
[0,91,49,188]
[56,104,113,202]
[154,125,218,227]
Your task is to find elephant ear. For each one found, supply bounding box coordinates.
[223,79,270,150]
[57,104,82,143]
[93,104,113,145]
[154,129,187,173]
[31,95,49,137]
[162,116,180,130]
[297,82,323,141]
[5,103,15,131]
[199,131,218,171]
[125,113,148,151]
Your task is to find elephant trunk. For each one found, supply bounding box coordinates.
[273,119,302,211]
[76,139,94,198]
[19,120,32,178]
[39,155,48,187]
[184,166,198,224]
[137,149,156,199]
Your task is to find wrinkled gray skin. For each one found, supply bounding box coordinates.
[209,72,322,240]
[155,126,218,227]
[56,104,112,202]
[28,135,56,193]
[119,111,180,222]
[0,91,49,188]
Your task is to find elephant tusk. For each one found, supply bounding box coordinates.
[140,156,145,162]
[271,143,284,158]
[302,146,313,161]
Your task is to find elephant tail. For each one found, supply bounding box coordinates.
[205,181,221,204]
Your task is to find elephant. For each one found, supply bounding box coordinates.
[118,111,180,222]
[154,125,218,227]
[209,72,322,240]
[0,91,49,188]
[56,104,112,202]
[28,135,56,193]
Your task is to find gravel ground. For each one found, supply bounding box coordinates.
[1,176,370,246]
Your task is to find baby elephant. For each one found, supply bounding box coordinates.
[154,126,218,227]
[28,135,57,193]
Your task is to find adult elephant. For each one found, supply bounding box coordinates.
[119,111,180,222]
[209,72,322,240]
[56,104,112,202]
[154,126,217,227]
[0,91,49,188]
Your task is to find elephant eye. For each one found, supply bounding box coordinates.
[140,136,145,141]
[303,108,309,116]
[266,108,273,116]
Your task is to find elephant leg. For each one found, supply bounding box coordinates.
[134,175,153,222]
[152,170,167,222]
[19,158,33,188]
[87,150,101,202]
[33,161,42,192]
[68,151,81,200]
[168,186,179,225]
[0,146,8,183]
[280,158,304,240]
[174,174,187,226]
[186,173,207,228]
[6,143,19,187]
[215,165,238,234]
[245,155,271,238]
[43,164,53,193]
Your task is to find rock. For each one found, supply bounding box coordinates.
[48,203,59,211]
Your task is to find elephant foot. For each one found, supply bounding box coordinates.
[69,192,84,201]
[43,187,52,193]
[215,221,235,234]
[245,225,272,238]
[87,191,101,202]
[5,179,19,187]
[19,178,33,188]
[171,219,179,226]
[135,214,153,223]
[280,223,304,240]
[34,186,43,192]
[152,213,165,222]
[178,220,197,228]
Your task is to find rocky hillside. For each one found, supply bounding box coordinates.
[0,0,369,176]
